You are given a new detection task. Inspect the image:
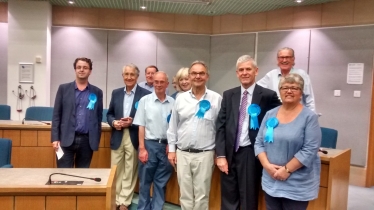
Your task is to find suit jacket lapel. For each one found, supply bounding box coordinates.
[118,88,125,117]
[130,86,142,117]
[232,87,241,129]
[70,81,76,113]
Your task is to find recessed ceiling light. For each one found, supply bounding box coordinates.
[68,1,75,4]
[141,6,147,10]
[295,0,303,3]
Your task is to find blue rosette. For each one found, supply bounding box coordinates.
[167,113,171,123]
[195,100,211,119]
[86,93,97,110]
[247,104,261,130]
[265,117,279,143]
[134,101,139,110]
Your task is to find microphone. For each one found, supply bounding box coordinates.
[22,117,51,125]
[318,148,328,154]
[48,173,101,184]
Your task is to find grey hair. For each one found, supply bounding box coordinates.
[279,73,304,93]
[236,55,257,69]
[189,60,209,75]
[154,71,169,82]
[277,47,295,57]
[122,63,140,76]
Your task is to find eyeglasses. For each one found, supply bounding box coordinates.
[189,72,207,77]
[279,86,300,92]
[277,56,294,60]
[76,66,90,70]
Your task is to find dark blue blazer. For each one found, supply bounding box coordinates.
[51,81,103,151]
[107,85,151,150]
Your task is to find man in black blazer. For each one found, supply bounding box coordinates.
[216,55,281,210]
[107,64,151,210]
[52,57,103,168]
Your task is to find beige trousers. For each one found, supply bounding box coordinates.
[176,149,215,210]
[111,128,138,206]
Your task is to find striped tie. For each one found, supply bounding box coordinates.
[235,90,248,152]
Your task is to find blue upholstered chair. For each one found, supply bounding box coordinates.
[102,109,108,123]
[25,106,54,121]
[0,104,11,120]
[0,138,13,168]
[321,127,338,149]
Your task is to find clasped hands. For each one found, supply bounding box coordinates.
[265,163,290,181]
[113,117,133,130]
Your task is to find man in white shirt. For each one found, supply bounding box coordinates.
[167,61,222,210]
[257,47,316,112]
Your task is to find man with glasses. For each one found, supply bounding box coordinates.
[257,47,316,112]
[107,64,151,210]
[167,61,222,210]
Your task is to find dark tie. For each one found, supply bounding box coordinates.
[235,90,248,152]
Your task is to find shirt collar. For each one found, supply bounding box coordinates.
[74,81,90,90]
[188,86,208,99]
[145,82,153,88]
[277,67,294,77]
[124,84,137,94]
[241,83,255,96]
[151,92,169,103]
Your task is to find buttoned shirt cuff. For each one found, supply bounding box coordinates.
[168,144,176,152]
[216,156,226,158]
[111,120,116,127]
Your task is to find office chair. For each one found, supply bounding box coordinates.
[0,138,13,168]
[320,127,338,149]
[25,106,54,121]
[0,104,11,120]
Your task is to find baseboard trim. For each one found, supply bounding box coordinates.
[349,166,366,187]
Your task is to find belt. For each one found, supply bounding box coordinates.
[178,148,213,153]
[147,139,168,144]
[75,132,88,136]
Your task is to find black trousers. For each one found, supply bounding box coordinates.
[264,192,309,210]
[221,145,262,210]
[57,133,93,168]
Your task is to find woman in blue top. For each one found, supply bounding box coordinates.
[254,73,321,210]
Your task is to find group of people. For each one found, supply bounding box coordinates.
[51,47,322,210]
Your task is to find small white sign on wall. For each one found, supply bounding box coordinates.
[347,63,364,84]
[19,63,34,83]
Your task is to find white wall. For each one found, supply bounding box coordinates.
[0,22,7,104]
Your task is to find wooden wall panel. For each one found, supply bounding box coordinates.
[77,196,106,210]
[91,148,111,168]
[197,15,213,34]
[46,196,77,210]
[73,7,100,27]
[3,130,20,146]
[212,16,221,34]
[20,130,37,146]
[165,171,180,205]
[0,130,3,138]
[104,132,111,148]
[353,0,374,24]
[124,10,151,30]
[321,0,354,26]
[174,14,198,33]
[293,4,322,28]
[12,147,54,168]
[0,2,7,23]
[38,131,51,146]
[266,7,294,30]
[242,12,267,32]
[52,6,73,26]
[149,12,175,32]
[220,14,242,33]
[0,196,13,210]
[98,8,125,29]
[15,196,45,210]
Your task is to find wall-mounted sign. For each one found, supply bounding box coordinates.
[347,63,364,84]
[19,63,34,83]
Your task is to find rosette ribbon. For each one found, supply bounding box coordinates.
[134,101,139,110]
[265,117,279,143]
[86,93,97,110]
[195,100,211,119]
[248,104,261,130]
[167,113,171,123]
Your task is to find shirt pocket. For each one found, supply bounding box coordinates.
[203,108,216,121]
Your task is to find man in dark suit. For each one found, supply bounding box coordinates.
[216,55,281,210]
[107,63,151,210]
[52,57,103,168]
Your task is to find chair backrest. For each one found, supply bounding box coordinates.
[0,105,11,120]
[25,106,54,121]
[0,138,12,167]
[321,127,338,149]
[102,109,108,123]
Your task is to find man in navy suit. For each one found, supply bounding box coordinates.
[107,63,151,210]
[216,55,281,210]
[51,57,103,168]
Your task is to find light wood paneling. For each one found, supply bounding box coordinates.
[212,16,221,34]
[12,147,54,168]
[354,0,374,24]
[20,130,37,146]
[15,196,45,210]
[307,187,328,210]
[266,7,294,30]
[46,196,77,210]
[104,132,111,148]
[197,15,213,34]
[321,0,354,26]
[0,2,7,23]
[149,12,175,32]
[3,130,20,146]
[242,12,267,32]
[320,164,329,187]
[293,4,322,28]
[52,6,73,26]
[0,130,3,137]
[220,14,242,33]
[73,7,100,27]
[351,166,366,187]
[367,63,374,187]
[38,131,51,146]
[91,148,111,168]
[99,133,105,148]
[77,196,106,210]
[124,10,151,30]
[98,8,125,29]
[174,14,198,33]
[209,167,221,210]
[0,196,13,210]
[165,171,180,205]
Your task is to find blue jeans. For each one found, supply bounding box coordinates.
[57,133,93,168]
[138,140,173,210]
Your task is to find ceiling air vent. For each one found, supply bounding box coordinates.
[144,0,212,5]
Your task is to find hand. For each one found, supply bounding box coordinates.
[52,141,60,152]
[113,120,122,130]
[121,117,133,128]
[273,166,290,181]
[166,145,169,155]
[168,152,177,168]
[216,157,229,175]
[138,147,148,164]
[264,163,282,178]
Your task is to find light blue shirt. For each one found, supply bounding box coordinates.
[133,92,175,139]
[123,85,137,118]
[254,106,321,201]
